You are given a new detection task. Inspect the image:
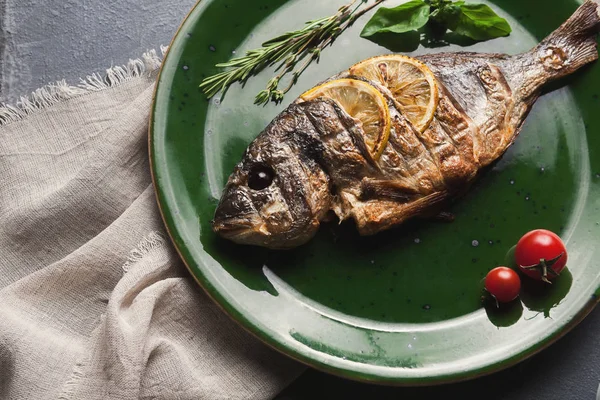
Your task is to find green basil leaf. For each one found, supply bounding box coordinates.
[431,3,462,30]
[452,3,512,41]
[360,0,431,38]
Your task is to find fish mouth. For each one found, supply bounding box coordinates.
[211,215,268,240]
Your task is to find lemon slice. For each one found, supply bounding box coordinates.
[301,78,391,160]
[349,55,438,132]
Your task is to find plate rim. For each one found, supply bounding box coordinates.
[148,0,600,386]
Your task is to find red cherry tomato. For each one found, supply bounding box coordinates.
[515,229,567,283]
[485,267,521,303]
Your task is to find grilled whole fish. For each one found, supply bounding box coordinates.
[212,1,600,249]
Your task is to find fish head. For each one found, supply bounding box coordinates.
[212,111,331,249]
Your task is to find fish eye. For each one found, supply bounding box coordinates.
[247,164,275,190]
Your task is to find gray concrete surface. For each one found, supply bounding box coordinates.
[0,1,598,399]
[0,0,196,103]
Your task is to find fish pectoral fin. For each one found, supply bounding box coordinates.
[359,179,420,202]
[353,191,449,235]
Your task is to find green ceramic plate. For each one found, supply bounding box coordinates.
[150,0,600,385]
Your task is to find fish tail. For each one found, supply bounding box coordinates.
[534,0,600,78]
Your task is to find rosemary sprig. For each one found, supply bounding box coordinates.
[199,0,386,106]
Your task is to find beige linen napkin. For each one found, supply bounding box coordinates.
[0,50,303,399]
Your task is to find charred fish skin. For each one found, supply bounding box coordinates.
[212,1,600,249]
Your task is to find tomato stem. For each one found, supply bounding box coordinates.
[520,252,564,284]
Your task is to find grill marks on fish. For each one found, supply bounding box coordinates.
[294,80,482,226]
[294,43,578,228]
[416,89,479,188]
[386,113,443,193]
[274,112,330,234]
[476,64,515,164]
[302,102,374,187]
[419,55,514,166]
[297,152,332,221]
[294,35,586,233]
